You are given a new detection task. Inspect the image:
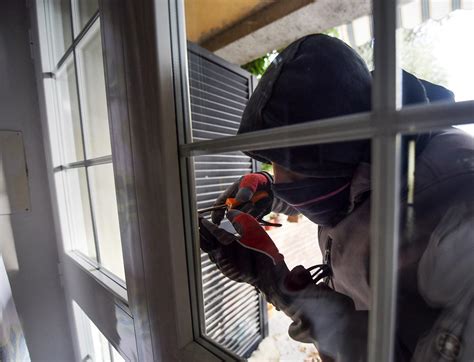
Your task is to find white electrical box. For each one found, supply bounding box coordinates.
[0,131,30,215]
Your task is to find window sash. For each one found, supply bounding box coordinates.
[38,0,126,293]
[172,0,474,361]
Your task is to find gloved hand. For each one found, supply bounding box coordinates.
[199,209,285,288]
[275,273,366,361]
[210,172,274,225]
[200,210,366,361]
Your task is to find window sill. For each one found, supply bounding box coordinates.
[65,251,128,308]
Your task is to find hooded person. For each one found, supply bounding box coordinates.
[199,34,474,361]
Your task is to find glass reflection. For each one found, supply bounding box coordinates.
[64,168,96,260]
[398,126,474,361]
[55,56,83,164]
[399,6,474,102]
[76,20,112,159]
[48,0,73,65]
[88,163,125,280]
[72,0,99,36]
[72,301,125,362]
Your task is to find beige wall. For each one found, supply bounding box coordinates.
[0,1,74,360]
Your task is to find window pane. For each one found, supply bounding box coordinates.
[398,6,474,102]
[55,56,84,164]
[397,126,474,361]
[88,163,124,280]
[48,0,73,65]
[64,168,96,260]
[43,79,62,167]
[72,0,99,36]
[72,301,125,362]
[184,3,374,357]
[192,140,372,359]
[76,20,112,159]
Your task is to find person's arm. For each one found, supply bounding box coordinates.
[200,210,366,361]
[413,201,474,361]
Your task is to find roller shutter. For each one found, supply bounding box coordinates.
[188,42,268,358]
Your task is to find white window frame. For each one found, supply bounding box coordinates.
[31,0,474,361]
[32,1,136,360]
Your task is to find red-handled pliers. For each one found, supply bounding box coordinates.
[198,191,282,227]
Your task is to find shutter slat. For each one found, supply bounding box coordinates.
[193,129,235,139]
[192,119,241,134]
[190,95,245,117]
[188,52,248,86]
[189,68,249,98]
[192,112,242,128]
[206,306,260,337]
[190,86,246,111]
[204,293,258,327]
[189,79,248,104]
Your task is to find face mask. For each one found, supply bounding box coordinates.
[271,177,351,226]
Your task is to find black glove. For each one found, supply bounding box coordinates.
[199,209,285,288]
[265,265,367,361]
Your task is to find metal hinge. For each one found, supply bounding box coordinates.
[57,262,64,287]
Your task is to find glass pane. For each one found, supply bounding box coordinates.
[64,168,96,260]
[398,5,474,102]
[184,2,373,143]
[193,141,372,360]
[43,79,62,167]
[72,301,125,362]
[48,0,73,65]
[55,56,84,164]
[76,20,112,159]
[88,163,124,280]
[184,2,376,358]
[72,0,99,36]
[397,125,474,361]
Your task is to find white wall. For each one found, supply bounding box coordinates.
[0,0,75,360]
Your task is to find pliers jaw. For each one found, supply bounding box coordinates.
[197,204,282,227]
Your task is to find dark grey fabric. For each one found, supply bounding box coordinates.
[237,34,454,178]
[238,34,372,177]
[317,129,474,360]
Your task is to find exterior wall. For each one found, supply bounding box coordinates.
[0,1,74,360]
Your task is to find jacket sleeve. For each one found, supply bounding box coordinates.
[262,265,368,361]
[413,201,474,361]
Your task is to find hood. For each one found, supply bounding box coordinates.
[237,34,455,176]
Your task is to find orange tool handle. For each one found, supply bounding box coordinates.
[225,190,269,209]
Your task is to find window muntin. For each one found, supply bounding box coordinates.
[39,2,125,282]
